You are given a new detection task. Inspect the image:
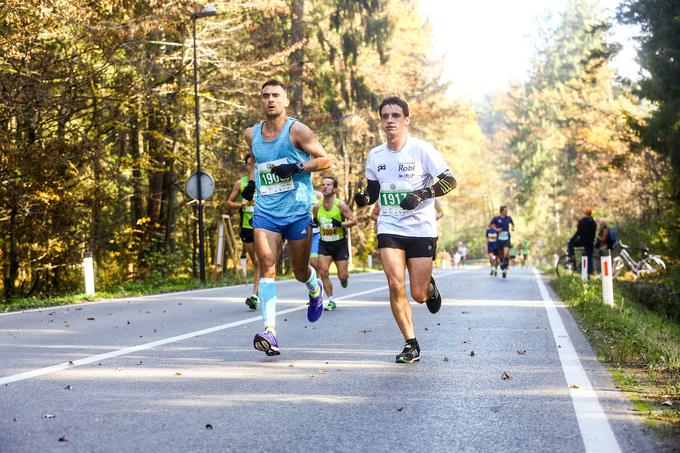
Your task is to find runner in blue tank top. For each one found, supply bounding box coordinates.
[241,79,332,357]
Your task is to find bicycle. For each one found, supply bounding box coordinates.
[555,246,601,278]
[612,241,666,278]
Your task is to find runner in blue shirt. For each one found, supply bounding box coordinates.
[241,79,332,356]
[489,205,515,278]
[486,227,499,276]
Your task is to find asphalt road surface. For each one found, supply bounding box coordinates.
[0,266,665,452]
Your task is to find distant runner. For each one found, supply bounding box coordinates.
[313,176,356,311]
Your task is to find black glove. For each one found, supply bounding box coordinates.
[310,217,319,228]
[331,218,343,227]
[354,190,369,207]
[399,188,433,210]
[241,180,256,201]
[271,163,303,179]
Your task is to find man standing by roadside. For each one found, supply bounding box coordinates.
[241,79,332,356]
[313,175,356,311]
[568,207,597,274]
[355,96,456,363]
[226,154,260,309]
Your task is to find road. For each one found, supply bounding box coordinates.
[0,266,663,452]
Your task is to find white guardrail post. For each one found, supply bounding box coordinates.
[83,252,95,296]
[581,256,588,282]
[600,252,614,306]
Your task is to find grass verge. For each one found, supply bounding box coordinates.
[550,275,680,441]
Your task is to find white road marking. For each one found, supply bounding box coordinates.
[0,281,396,385]
[0,268,471,385]
[533,268,621,453]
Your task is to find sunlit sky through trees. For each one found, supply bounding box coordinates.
[419,0,641,100]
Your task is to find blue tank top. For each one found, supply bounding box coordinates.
[252,117,315,217]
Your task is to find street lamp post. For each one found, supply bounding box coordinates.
[190,6,217,282]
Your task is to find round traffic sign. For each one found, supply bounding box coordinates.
[186,171,215,200]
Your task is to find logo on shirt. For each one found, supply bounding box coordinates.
[398,163,416,172]
[377,164,386,171]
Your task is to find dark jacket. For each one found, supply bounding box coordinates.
[571,216,597,245]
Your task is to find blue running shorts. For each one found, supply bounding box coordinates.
[310,231,321,257]
[252,209,311,241]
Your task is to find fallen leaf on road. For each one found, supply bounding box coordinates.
[517,350,527,355]
[424,327,429,331]
[127,321,130,325]
[44,414,56,419]
[501,372,511,380]
[64,385,72,390]
[469,351,475,357]
[437,323,441,326]
[175,371,182,376]
[283,318,288,322]
[461,311,471,314]
[205,424,213,430]
[87,317,95,321]
[569,384,579,389]
[116,367,123,371]
[361,329,371,333]
[136,361,143,366]
[67,361,74,366]
[58,436,68,442]
[12,417,17,422]
[443,357,449,362]
[397,407,404,412]
[288,364,295,367]
[75,308,82,311]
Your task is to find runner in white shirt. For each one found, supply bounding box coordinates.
[354,96,456,363]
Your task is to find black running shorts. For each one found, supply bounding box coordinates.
[318,237,350,261]
[240,228,254,244]
[377,234,438,259]
[497,239,511,250]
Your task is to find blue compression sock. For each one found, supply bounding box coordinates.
[304,266,320,295]
[258,278,277,331]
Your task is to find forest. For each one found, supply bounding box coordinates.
[1,0,678,300]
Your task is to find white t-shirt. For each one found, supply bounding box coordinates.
[365,136,449,237]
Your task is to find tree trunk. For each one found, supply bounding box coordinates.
[289,0,304,116]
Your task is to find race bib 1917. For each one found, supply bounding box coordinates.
[379,181,412,217]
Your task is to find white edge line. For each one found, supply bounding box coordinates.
[0,282,398,385]
[533,268,621,453]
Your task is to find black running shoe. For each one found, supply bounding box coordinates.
[426,276,441,314]
[395,343,420,363]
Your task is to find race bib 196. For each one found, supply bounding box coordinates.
[257,158,295,195]
[379,181,412,217]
